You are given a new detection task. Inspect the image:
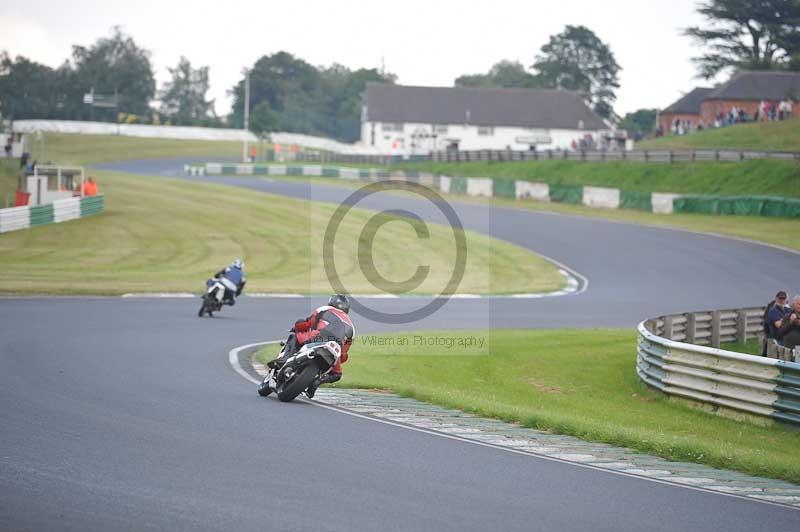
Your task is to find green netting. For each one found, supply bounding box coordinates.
[29,204,54,226]
[322,167,340,177]
[620,190,652,211]
[673,195,800,218]
[492,178,517,199]
[449,176,468,195]
[549,184,583,204]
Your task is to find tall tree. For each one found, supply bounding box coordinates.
[684,0,800,78]
[0,52,61,119]
[159,56,215,125]
[531,25,621,118]
[70,27,156,119]
[455,60,541,89]
[231,52,394,142]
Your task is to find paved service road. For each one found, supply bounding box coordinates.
[0,159,798,531]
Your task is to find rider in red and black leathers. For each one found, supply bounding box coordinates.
[277,295,354,397]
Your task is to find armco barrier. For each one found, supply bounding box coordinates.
[186,163,800,219]
[0,194,104,234]
[637,307,800,426]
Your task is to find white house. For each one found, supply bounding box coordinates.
[361,84,613,154]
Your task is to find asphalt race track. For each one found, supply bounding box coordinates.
[0,158,798,531]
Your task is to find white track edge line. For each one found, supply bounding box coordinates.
[227,341,797,512]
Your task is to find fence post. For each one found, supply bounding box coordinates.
[711,310,721,348]
[736,309,748,343]
[663,315,674,340]
[691,150,696,162]
[715,150,720,161]
[685,312,696,344]
[669,150,674,163]
[739,151,744,162]
[644,150,649,162]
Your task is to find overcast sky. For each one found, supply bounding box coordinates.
[0,0,720,118]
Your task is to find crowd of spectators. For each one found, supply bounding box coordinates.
[765,290,800,352]
[661,98,795,137]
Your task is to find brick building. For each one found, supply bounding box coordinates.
[659,87,712,134]
[699,70,800,125]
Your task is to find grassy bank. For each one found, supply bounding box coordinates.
[257,174,800,252]
[25,132,250,165]
[637,118,800,152]
[0,170,562,295]
[388,159,800,198]
[258,329,800,483]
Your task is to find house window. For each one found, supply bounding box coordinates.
[477,126,494,136]
[434,125,448,134]
[381,122,404,132]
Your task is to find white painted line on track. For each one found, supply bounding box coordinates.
[122,292,195,298]
[228,340,799,512]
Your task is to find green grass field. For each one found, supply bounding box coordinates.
[258,329,800,483]
[637,118,800,152]
[25,132,251,165]
[0,170,563,295]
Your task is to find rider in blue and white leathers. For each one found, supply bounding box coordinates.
[212,259,246,305]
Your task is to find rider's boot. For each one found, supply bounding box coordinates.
[306,373,341,399]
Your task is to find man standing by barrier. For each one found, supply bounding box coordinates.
[779,296,800,349]
[766,291,790,345]
[82,177,99,196]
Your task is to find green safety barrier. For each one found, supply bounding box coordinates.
[80,195,105,217]
[620,190,652,212]
[449,176,468,195]
[673,195,800,218]
[549,184,583,204]
[221,164,236,174]
[253,166,269,175]
[29,204,54,226]
[492,179,517,199]
[286,166,303,176]
[358,169,371,179]
[322,167,341,177]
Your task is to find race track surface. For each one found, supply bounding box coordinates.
[0,158,798,531]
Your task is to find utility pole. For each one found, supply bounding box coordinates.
[242,69,250,162]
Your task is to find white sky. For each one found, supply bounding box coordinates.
[0,0,721,118]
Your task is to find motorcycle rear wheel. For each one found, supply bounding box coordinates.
[276,364,318,402]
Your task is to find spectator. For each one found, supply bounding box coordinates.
[4,135,10,158]
[766,291,791,345]
[779,296,800,350]
[768,101,777,121]
[19,151,29,170]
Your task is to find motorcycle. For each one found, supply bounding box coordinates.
[198,277,236,317]
[258,333,343,402]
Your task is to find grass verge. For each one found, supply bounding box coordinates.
[251,174,800,252]
[0,170,563,295]
[257,329,800,483]
[388,159,800,198]
[637,118,800,152]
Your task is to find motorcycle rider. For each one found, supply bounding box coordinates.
[270,294,354,398]
[213,258,246,305]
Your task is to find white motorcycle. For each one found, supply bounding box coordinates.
[197,276,239,317]
[258,333,343,402]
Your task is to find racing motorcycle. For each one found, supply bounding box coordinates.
[197,277,231,317]
[258,333,343,402]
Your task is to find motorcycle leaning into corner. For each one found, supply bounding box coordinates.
[258,332,343,402]
[198,260,246,317]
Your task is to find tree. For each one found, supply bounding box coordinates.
[70,27,156,120]
[159,56,215,125]
[531,25,621,118]
[455,60,541,89]
[0,52,61,119]
[230,52,395,141]
[619,109,658,140]
[684,0,800,78]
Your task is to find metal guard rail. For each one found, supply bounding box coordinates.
[637,316,800,426]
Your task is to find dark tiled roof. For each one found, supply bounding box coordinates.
[662,87,713,114]
[707,71,800,101]
[364,84,608,130]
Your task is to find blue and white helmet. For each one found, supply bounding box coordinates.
[232,258,244,270]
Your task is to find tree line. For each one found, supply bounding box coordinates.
[1,1,797,142]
